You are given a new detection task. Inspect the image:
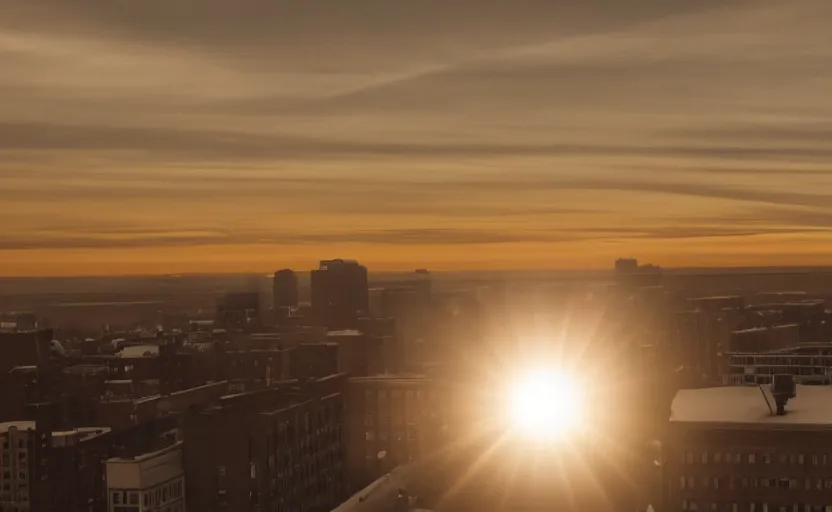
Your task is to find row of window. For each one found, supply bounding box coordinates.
[682,452,828,466]
[0,439,27,450]
[680,476,832,491]
[111,478,184,508]
[682,502,832,512]
[364,430,419,442]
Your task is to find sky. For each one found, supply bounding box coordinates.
[2,0,832,276]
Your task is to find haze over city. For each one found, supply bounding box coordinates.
[3,0,832,276]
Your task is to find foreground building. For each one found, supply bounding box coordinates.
[345,375,446,492]
[183,377,346,512]
[106,442,185,512]
[1,421,113,512]
[666,383,832,512]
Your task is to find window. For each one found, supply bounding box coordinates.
[799,454,805,464]
[714,452,722,464]
[701,452,708,464]
[713,478,719,489]
[365,431,375,441]
[763,454,771,464]
[687,477,694,489]
[144,493,150,507]
[112,491,122,505]
[129,492,139,505]
[680,477,686,490]
[749,453,756,464]
[217,466,226,477]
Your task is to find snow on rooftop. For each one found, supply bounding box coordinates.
[118,344,160,358]
[671,385,832,427]
[327,329,362,337]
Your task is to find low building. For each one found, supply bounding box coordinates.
[725,344,832,386]
[665,384,832,512]
[105,442,185,512]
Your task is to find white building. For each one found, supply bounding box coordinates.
[106,442,185,512]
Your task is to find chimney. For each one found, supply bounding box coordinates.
[770,374,796,416]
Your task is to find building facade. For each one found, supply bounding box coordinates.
[666,386,832,512]
[183,380,346,512]
[724,345,832,386]
[105,442,185,512]
[311,260,369,329]
[345,376,445,492]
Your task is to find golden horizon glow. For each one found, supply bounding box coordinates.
[3,1,832,277]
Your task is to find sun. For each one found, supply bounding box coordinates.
[506,369,586,439]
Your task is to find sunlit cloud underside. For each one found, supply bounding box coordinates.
[2,0,832,275]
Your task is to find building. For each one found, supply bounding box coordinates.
[106,442,185,512]
[0,330,53,374]
[1,421,113,512]
[665,384,832,512]
[289,343,339,380]
[345,376,445,492]
[217,292,261,330]
[730,324,801,353]
[273,269,300,310]
[328,330,384,378]
[725,344,832,386]
[311,260,369,329]
[182,379,346,512]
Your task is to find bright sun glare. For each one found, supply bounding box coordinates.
[507,369,586,439]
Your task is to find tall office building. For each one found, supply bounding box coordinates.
[273,269,299,309]
[311,259,369,329]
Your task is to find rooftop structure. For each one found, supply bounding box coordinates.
[671,385,832,427]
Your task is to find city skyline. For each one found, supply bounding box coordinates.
[3,0,832,276]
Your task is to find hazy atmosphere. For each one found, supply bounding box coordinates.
[3,0,832,275]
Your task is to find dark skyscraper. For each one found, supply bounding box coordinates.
[273,269,299,308]
[311,259,369,329]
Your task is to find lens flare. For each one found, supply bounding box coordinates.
[507,369,585,439]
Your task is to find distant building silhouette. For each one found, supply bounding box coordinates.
[311,259,369,329]
[273,269,299,309]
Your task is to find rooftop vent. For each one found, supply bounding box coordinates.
[771,374,796,415]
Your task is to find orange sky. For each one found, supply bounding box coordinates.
[2,0,832,276]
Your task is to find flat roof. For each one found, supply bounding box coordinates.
[671,385,832,427]
[107,441,182,464]
[0,421,36,434]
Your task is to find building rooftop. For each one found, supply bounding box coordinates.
[107,441,182,464]
[0,421,36,434]
[118,344,160,358]
[671,385,832,427]
[328,329,362,337]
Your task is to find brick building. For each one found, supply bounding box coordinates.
[1,421,113,512]
[344,375,446,492]
[665,385,832,512]
[182,377,347,512]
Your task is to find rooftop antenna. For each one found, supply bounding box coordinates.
[758,385,774,416]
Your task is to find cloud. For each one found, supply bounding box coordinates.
[3,0,832,272]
